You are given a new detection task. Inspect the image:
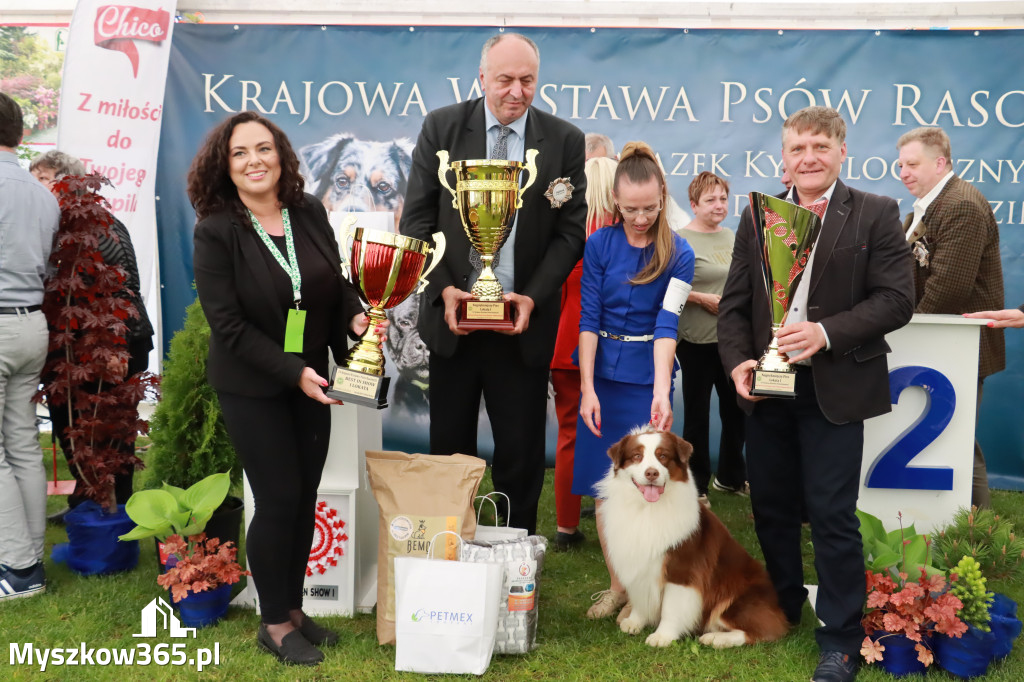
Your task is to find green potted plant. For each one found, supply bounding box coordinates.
[119,472,248,628]
[144,298,243,564]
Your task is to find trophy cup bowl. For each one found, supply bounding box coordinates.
[748,192,823,398]
[437,149,538,330]
[327,220,445,408]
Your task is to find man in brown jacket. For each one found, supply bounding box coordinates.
[897,126,1005,508]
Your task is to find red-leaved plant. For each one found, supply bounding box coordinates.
[35,173,159,511]
[156,533,249,603]
[861,568,967,666]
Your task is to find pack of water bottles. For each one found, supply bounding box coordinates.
[461,535,547,654]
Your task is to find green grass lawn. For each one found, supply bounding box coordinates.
[4,436,1023,680]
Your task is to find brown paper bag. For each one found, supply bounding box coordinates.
[365,450,486,645]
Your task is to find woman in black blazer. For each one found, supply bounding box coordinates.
[188,112,374,665]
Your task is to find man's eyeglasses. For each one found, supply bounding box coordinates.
[617,201,663,219]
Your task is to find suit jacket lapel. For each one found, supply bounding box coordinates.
[809,180,852,296]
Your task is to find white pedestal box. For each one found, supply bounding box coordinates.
[858,314,988,533]
[232,403,382,616]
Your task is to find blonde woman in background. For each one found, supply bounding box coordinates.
[551,156,617,551]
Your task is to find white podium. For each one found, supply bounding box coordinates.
[232,403,381,616]
[858,314,988,533]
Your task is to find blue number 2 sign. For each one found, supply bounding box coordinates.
[865,366,956,490]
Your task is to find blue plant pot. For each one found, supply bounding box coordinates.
[989,593,1022,660]
[935,625,996,678]
[59,501,139,576]
[873,631,928,677]
[175,583,232,628]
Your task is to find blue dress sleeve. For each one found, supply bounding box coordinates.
[578,229,606,335]
[653,235,696,340]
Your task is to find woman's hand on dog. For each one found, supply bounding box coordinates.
[580,387,602,437]
[650,392,673,431]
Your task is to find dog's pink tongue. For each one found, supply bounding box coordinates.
[639,484,664,502]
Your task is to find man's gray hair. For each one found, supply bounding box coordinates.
[585,133,616,159]
[897,126,952,161]
[30,150,86,178]
[479,32,540,72]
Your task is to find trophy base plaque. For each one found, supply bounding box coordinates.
[457,298,515,331]
[750,368,796,398]
[325,367,390,409]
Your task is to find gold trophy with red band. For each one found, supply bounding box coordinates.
[437,149,538,330]
[328,220,445,408]
[748,192,822,398]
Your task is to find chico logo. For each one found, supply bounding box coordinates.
[94,5,171,78]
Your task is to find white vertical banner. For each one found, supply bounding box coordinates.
[57,1,178,366]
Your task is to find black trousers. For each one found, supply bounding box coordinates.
[52,341,150,507]
[428,332,549,535]
[675,339,746,495]
[217,387,330,625]
[745,367,865,656]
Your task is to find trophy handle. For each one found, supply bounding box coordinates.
[417,231,447,294]
[516,149,540,210]
[337,213,358,280]
[436,150,458,209]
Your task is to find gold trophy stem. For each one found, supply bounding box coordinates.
[343,307,389,377]
[758,324,792,373]
[471,255,504,300]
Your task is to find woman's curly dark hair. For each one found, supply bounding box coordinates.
[186,111,305,225]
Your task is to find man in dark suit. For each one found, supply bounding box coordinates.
[718,107,914,682]
[897,126,1005,509]
[399,33,586,535]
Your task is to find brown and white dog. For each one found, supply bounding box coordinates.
[596,426,789,648]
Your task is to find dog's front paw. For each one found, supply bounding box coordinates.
[619,615,645,635]
[645,630,678,647]
[699,630,747,649]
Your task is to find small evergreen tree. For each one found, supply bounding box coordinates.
[145,297,239,489]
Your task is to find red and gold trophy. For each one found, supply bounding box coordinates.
[327,220,445,408]
[437,149,538,330]
[748,192,823,398]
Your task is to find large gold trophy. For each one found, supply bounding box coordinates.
[327,217,445,408]
[437,149,538,330]
[748,192,823,398]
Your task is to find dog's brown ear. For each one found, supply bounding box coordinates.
[670,432,693,465]
[607,439,624,470]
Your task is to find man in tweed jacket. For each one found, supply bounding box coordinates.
[897,126,1005,508]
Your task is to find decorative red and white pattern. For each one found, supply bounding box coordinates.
[306,500,348,577]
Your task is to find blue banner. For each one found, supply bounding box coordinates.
[156,25,1024,486]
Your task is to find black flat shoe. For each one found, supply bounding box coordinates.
[555,529,586,551]
[298,614,340,646]
[257,624,324,666]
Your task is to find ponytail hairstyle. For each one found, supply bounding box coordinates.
[614,141,674,285]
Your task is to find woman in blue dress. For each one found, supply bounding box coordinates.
[574,141,695,619]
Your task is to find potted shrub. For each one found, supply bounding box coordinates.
[858,510,967,675]
[144,298,243,564]
[38,173,159,576]
[119,472,248,627]
[933,555,996,678]
[933,505,1024,661]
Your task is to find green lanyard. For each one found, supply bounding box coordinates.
[249,208,302,308]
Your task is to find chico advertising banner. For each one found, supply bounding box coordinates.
[58,0,177,347]
[155,25,1024,486]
